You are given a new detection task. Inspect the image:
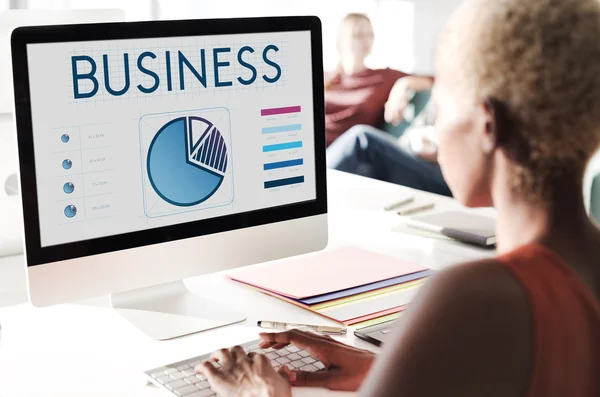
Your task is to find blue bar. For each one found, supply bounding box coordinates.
[263,141,303,152]
[264,158,304,170]
[262,124,302,134]
[264,176,305,189]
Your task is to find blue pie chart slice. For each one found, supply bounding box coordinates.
[147,117,227,207]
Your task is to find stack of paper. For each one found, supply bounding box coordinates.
[228,246,433,327]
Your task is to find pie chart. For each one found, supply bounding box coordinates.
[147,116,228,207]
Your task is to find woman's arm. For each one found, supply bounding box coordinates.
[358,261,532,397]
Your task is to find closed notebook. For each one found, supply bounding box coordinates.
[407,211,496,247]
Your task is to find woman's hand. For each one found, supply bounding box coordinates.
[195,346,292,397]
[259,329,376,391]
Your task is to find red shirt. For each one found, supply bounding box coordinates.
[324,68,407,146]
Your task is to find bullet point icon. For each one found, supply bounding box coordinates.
[61,134,70,143]
[62,159,72,170]
[64,205,77,218]
[63,182,74,194]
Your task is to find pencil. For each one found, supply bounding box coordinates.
[398,203,435,216]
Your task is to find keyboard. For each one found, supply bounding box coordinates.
[144,338,325,397]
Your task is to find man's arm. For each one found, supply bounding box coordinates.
[358,261,532,397]
[385,76,434,126]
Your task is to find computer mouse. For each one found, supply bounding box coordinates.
[4,173,18,196]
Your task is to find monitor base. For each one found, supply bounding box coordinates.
[110,280,246,340]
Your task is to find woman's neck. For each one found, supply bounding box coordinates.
[493,177,593,255]
[340,57,367,75]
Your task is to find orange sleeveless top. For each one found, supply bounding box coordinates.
[499,244,600,397]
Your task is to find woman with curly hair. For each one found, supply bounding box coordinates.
[195,0,600,395]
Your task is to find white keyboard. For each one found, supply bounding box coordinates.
[145,339,325,397]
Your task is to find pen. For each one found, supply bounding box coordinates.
[384,197,415,212]
[257,321,347,335]
[398,203,435,216]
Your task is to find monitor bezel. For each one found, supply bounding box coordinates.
[11,16,327,267]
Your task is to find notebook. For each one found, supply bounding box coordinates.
[407,211,496,247]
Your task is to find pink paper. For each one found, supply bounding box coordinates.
[228,246,427,299]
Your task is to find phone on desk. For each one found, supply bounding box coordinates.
[354,320,399,347]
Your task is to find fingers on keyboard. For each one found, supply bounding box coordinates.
[147,339,326,396]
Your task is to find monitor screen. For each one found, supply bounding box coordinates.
[25,31,317,248]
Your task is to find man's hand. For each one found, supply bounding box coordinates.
[259,330,376,391]
[385,76,435,126]
[385,78,412,126]
[410,129,439,163]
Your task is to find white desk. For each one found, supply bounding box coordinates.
[0,170,495,397]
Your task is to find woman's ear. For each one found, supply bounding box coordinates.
[481,97,512,154]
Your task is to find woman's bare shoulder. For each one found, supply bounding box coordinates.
[361,259,532,397]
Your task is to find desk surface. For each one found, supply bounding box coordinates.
[0,170,495,397]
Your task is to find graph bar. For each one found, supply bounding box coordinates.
[264,159,304,170]
[261,106,302,116]
[262,124,302,134]
[263,141,303,152]
[264,176,305,189]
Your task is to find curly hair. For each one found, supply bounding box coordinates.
[453,0,600,202]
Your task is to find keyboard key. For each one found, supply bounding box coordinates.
[273,365,281,371]
[184,376,198,384]
[170,372,186,381]
[287,353,301,361]
[286,346,300,353]
[301,357,316,365]
[197,380,210,389]
[301,364,319,372]
[187,390,214,397]
[298,350,311,358]
[270,360,279,368]
[248,344,260,350]
[174,384,199,396]
[165,368,179,375]
[166,380,188,390]
[266,352,279,360]
[196,374,207,381]
[177,364,191,371]
[190,361,203,368]
[182,368,196,377]
[314,361,325,370]
[157,375,172,384]
[211,362,221,369]
[151,370,168,379]
[276,357,291,365]
[291,360,305,368]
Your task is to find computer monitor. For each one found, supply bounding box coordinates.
[11,17,327,340]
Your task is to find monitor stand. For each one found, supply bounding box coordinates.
[110,280,246,340]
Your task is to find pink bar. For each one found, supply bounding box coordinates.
[261,106,302,116]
